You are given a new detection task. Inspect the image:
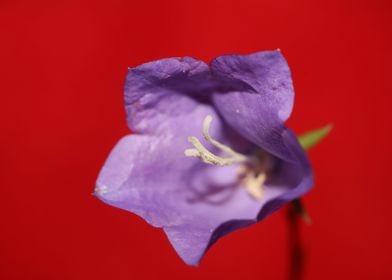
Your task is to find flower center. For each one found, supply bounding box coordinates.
[184,115,268,200]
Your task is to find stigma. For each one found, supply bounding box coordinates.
[184,115,268,200]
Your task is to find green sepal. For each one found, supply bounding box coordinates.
[298,124,333,150]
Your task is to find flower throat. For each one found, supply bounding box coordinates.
[184,115,268,200]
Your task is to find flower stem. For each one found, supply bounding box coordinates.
[287,199,308,280]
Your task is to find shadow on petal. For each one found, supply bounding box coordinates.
[186,182,238,206]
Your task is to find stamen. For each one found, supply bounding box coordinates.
[243,172,266,199]
[187,136,242,166]
[184,148,200,157]
[185,115,267,200]
[202,115,245,159]
[237,164,267,200]
[184,115,247,166]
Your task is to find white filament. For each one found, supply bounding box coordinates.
[184,115,247,166]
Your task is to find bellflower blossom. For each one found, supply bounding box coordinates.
[94,50,313,266]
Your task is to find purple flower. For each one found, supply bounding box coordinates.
[95,50,313,266]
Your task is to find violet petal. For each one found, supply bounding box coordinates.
[211,50,295,161]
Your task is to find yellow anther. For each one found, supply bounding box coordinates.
[242,172,266,199]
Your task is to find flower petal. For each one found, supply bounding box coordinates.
[95,101,235,227]
[211,50,295,161]
[124,57,213,134]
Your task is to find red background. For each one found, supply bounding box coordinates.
[1,0,391,279]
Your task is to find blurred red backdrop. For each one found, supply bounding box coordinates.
[1,0,391,279]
